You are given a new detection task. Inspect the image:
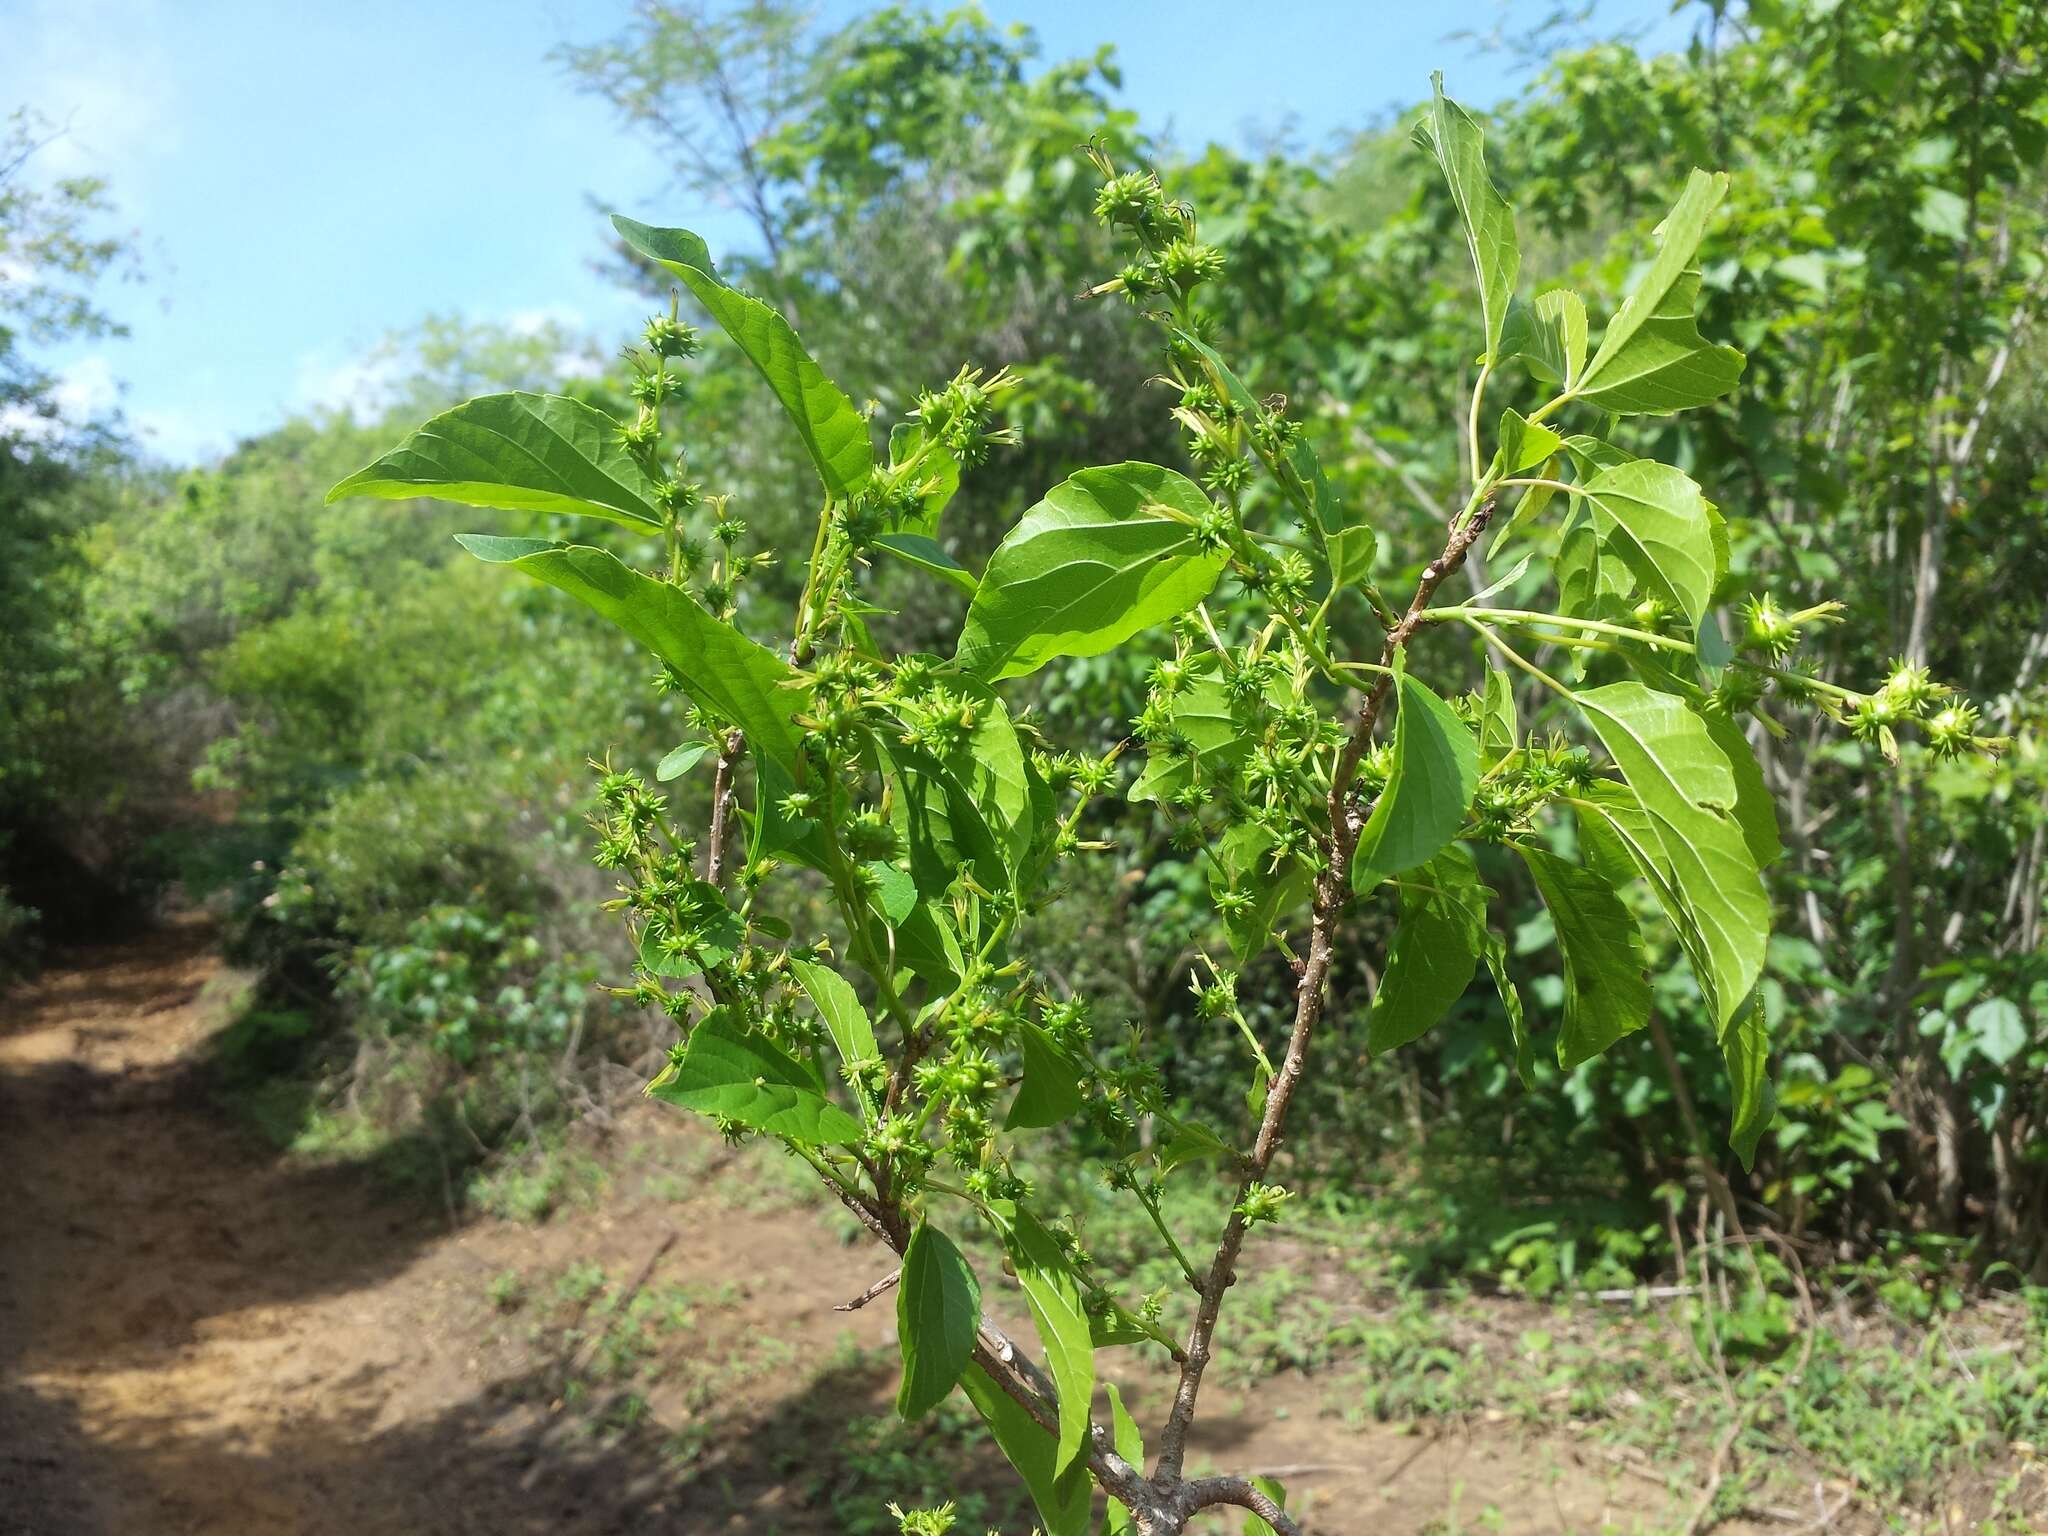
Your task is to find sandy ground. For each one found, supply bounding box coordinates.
[1,919,1754,1534]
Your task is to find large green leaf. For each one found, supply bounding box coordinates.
[648,1010,861,1144]
[958,1364,1092,1536]
[1519,846,1652,1068]
[896,1222,981,1419]
[787,957,879,1093]
[613,215,874,498]
[1418,72,1520,359]
[1574,459,1720,633]
[1366,844,1488,1053]
[956,463,1226,680]
[1353,656,1481,887]
[1000,1207,1095,1475]
[1703,707,1783,869]
[328,392,663,529]
[1575,170,1745,414]
[1005,1021,1085,1131]
[457,537,809,775]
[1569,683,1769,1031]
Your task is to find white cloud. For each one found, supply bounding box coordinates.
[291,345,411,425]
[0,351,123,442]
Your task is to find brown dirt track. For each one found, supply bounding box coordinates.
[2,920,1776,1535]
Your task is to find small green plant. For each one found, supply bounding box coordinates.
[334,75,1996,1535]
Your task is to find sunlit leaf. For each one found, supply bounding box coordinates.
[648,1010,861,1144]
[613,215,874,497]
[1569,683,1768,1032]
[329,392,663,528]
[1501,289,1588,390]
[1353,655,1481,887]
[999,1207,1095,1475]
[456,536,809,774]
[874,533,977,595]
[1574,459,1720,633]
[1418,72,1520,359]
[958,1364,1091,1536]
[896,1222,980,1419]
[788,957,880,1090]
[957,462,1226,680]
[1005,1021,1084,1130]
[1575,170,1745,415]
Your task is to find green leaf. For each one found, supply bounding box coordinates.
[1419,72,1520,359]
[868,861,919,925]
[1367,845,1488,1053]
[1327,523,1378,588]
[1501,289,1588,390]
[649,1010,862,1144]
[1482,932,1533,1087]
[1963,997,2025,1069]
[1914,186,1970,241]
[1211,821,1313,962]
[896,1223,981,1419]
[612,215,874,498]
[1130,672,1288,807]
[1157,1116,1238,1176]
[887,420,961,537]
[458,538,810,775]
[787,957,879,1090]
[1353,656,1481,887]
[1520,846,1652,1068]
[956,462,1227,680]
[1573,460,1720,633]
[873,533,977,595]
[1493,407,1563,476]
[958,1364,1091,1536]
[1724,990,1773,1168]
[1702,708,1782,869]
[656,741,710,781]
[637,881,744,976]
[328,392,664,529]
[948,676,1034,878]
[1103,1383,1146,1536]
[1006,1021,1085,1131]
[1569,683,1769,1031]
[891,899,966,991]
[1575,170,1745,414]
[1001,1207,1095,1475]
[1478,667,1519,768]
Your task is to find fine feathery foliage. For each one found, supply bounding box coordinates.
[331,74,1999,1536]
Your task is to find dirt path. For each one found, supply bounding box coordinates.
[0,924,1713,1535]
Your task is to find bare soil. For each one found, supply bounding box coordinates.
[0,921,1806,1534]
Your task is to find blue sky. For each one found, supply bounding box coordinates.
[3,0,1690,464]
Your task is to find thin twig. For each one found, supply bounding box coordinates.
[834,1268,900,1312]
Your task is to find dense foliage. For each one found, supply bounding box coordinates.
[5,0,2044,1364]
